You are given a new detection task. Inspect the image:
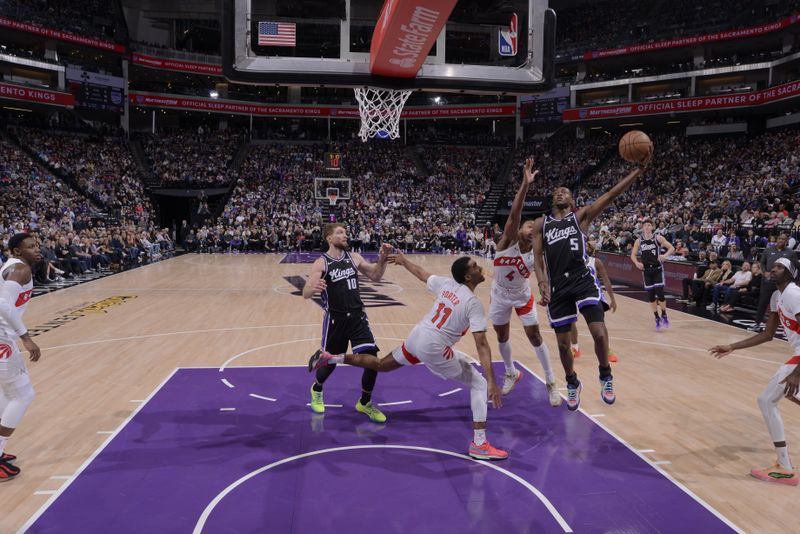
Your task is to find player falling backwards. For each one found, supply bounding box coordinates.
[310,253,508,461]
[532,152,651,411]
[489,158,560,406]
[710,257,800,486]
[0,233,43,481]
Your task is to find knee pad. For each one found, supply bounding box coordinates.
[647,288,657,302]
[580,303,605,324]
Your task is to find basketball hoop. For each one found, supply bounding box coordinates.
[327,191,338,206]
[353,87,412,142]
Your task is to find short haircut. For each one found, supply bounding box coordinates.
[8,233,32,253]
[322,223,345,241]
[642,219,653,225]
[451,256,472,284]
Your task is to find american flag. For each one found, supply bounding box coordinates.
[258,21,296,47]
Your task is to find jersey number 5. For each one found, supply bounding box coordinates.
[431,303,453,329]
[570,237,579,251]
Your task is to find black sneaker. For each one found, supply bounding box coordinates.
[0,459,20,482]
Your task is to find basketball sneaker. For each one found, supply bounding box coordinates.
[750,463,798,486]
[566,382,582,411]
[546,381,562,407]
[309,385,325,414]
[655,316,663,331]
[0,459,20,482]
[571,346,581,359]
[501,368,522,395]
[355,400,387,423]
[600,377,616,405]
[1,453,16,463]
[661,315,670,328]
[608,349,619,363]
[468,441,509,460]
[308,349,336,372]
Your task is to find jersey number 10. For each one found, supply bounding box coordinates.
[347,278,358,290]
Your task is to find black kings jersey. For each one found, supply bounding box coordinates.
[542,212,589,282]
[639,236,660,268]
[321,251,364,313]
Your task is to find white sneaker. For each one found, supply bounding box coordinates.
[546,381,562,407]
[501,369,522,395]
[706,303,716,310]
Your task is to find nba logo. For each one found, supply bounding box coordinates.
[498,13,517,57]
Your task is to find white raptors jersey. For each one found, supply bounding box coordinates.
[416,275,487,348]
[0,258,33,338]
[771,283,800,356]
[492,241,534,292]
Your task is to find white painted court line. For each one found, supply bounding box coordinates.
[637,449,656,453]
[654,461,672,465]
[305,403,343,408]
[96,431,113,435]
[437,387,462,397]
[19,368,180,534]
[588,414,605,417]
[192,445,573,534]
[33,491,57,496]
[219,408,236,412]
[248,394,277,402]
[376,400,412,406]
[220,379,234,388]
[515,361,743,534]
[49,476,71,480]
[130,399,144,403]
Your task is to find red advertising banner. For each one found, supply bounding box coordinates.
[584,13,799,60]
[129,92,517,118]
[131,54,223,76]
[0,82,75,107]
[0,17,126,54]
[369,0,458,77]
[563,80,800,121]
[595,252,697,296]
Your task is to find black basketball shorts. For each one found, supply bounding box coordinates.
[321,310,379,355]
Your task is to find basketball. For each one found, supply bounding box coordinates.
[619,130,653,163]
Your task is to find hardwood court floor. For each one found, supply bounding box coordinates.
[5,254,797,533]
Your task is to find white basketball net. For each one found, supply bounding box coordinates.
[353,87,412,142]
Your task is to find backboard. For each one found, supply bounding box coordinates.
[222,0,555,94]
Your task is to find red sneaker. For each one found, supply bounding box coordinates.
[750,463,798,486]
[0,459,20,482]
[468,440,509,461]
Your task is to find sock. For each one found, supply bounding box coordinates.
[359,390,372,406]
[776,446,793,470]
[566,372,580,387]
[498,341,515,374]
[312,382,323,392]
[0,436,8,457]
[473,428,486,446]
[598,365,612,381]
[329,354,345,364]
[653,312,660,320]
[533,343,555,383]
[661,309,668,318]
[570,343,579,351]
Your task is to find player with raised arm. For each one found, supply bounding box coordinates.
[489,158,560,406]
[532,154,650,411]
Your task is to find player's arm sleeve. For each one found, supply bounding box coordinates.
[0,281,28,336]
[426,275,446,294]
[467,298,488,333]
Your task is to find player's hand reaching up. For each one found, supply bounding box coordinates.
[523,157,539,185]
[488,382,503,408]
[709,344,733,359]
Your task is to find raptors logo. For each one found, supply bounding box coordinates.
[0,344,12,360]
[15,289,32,307]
